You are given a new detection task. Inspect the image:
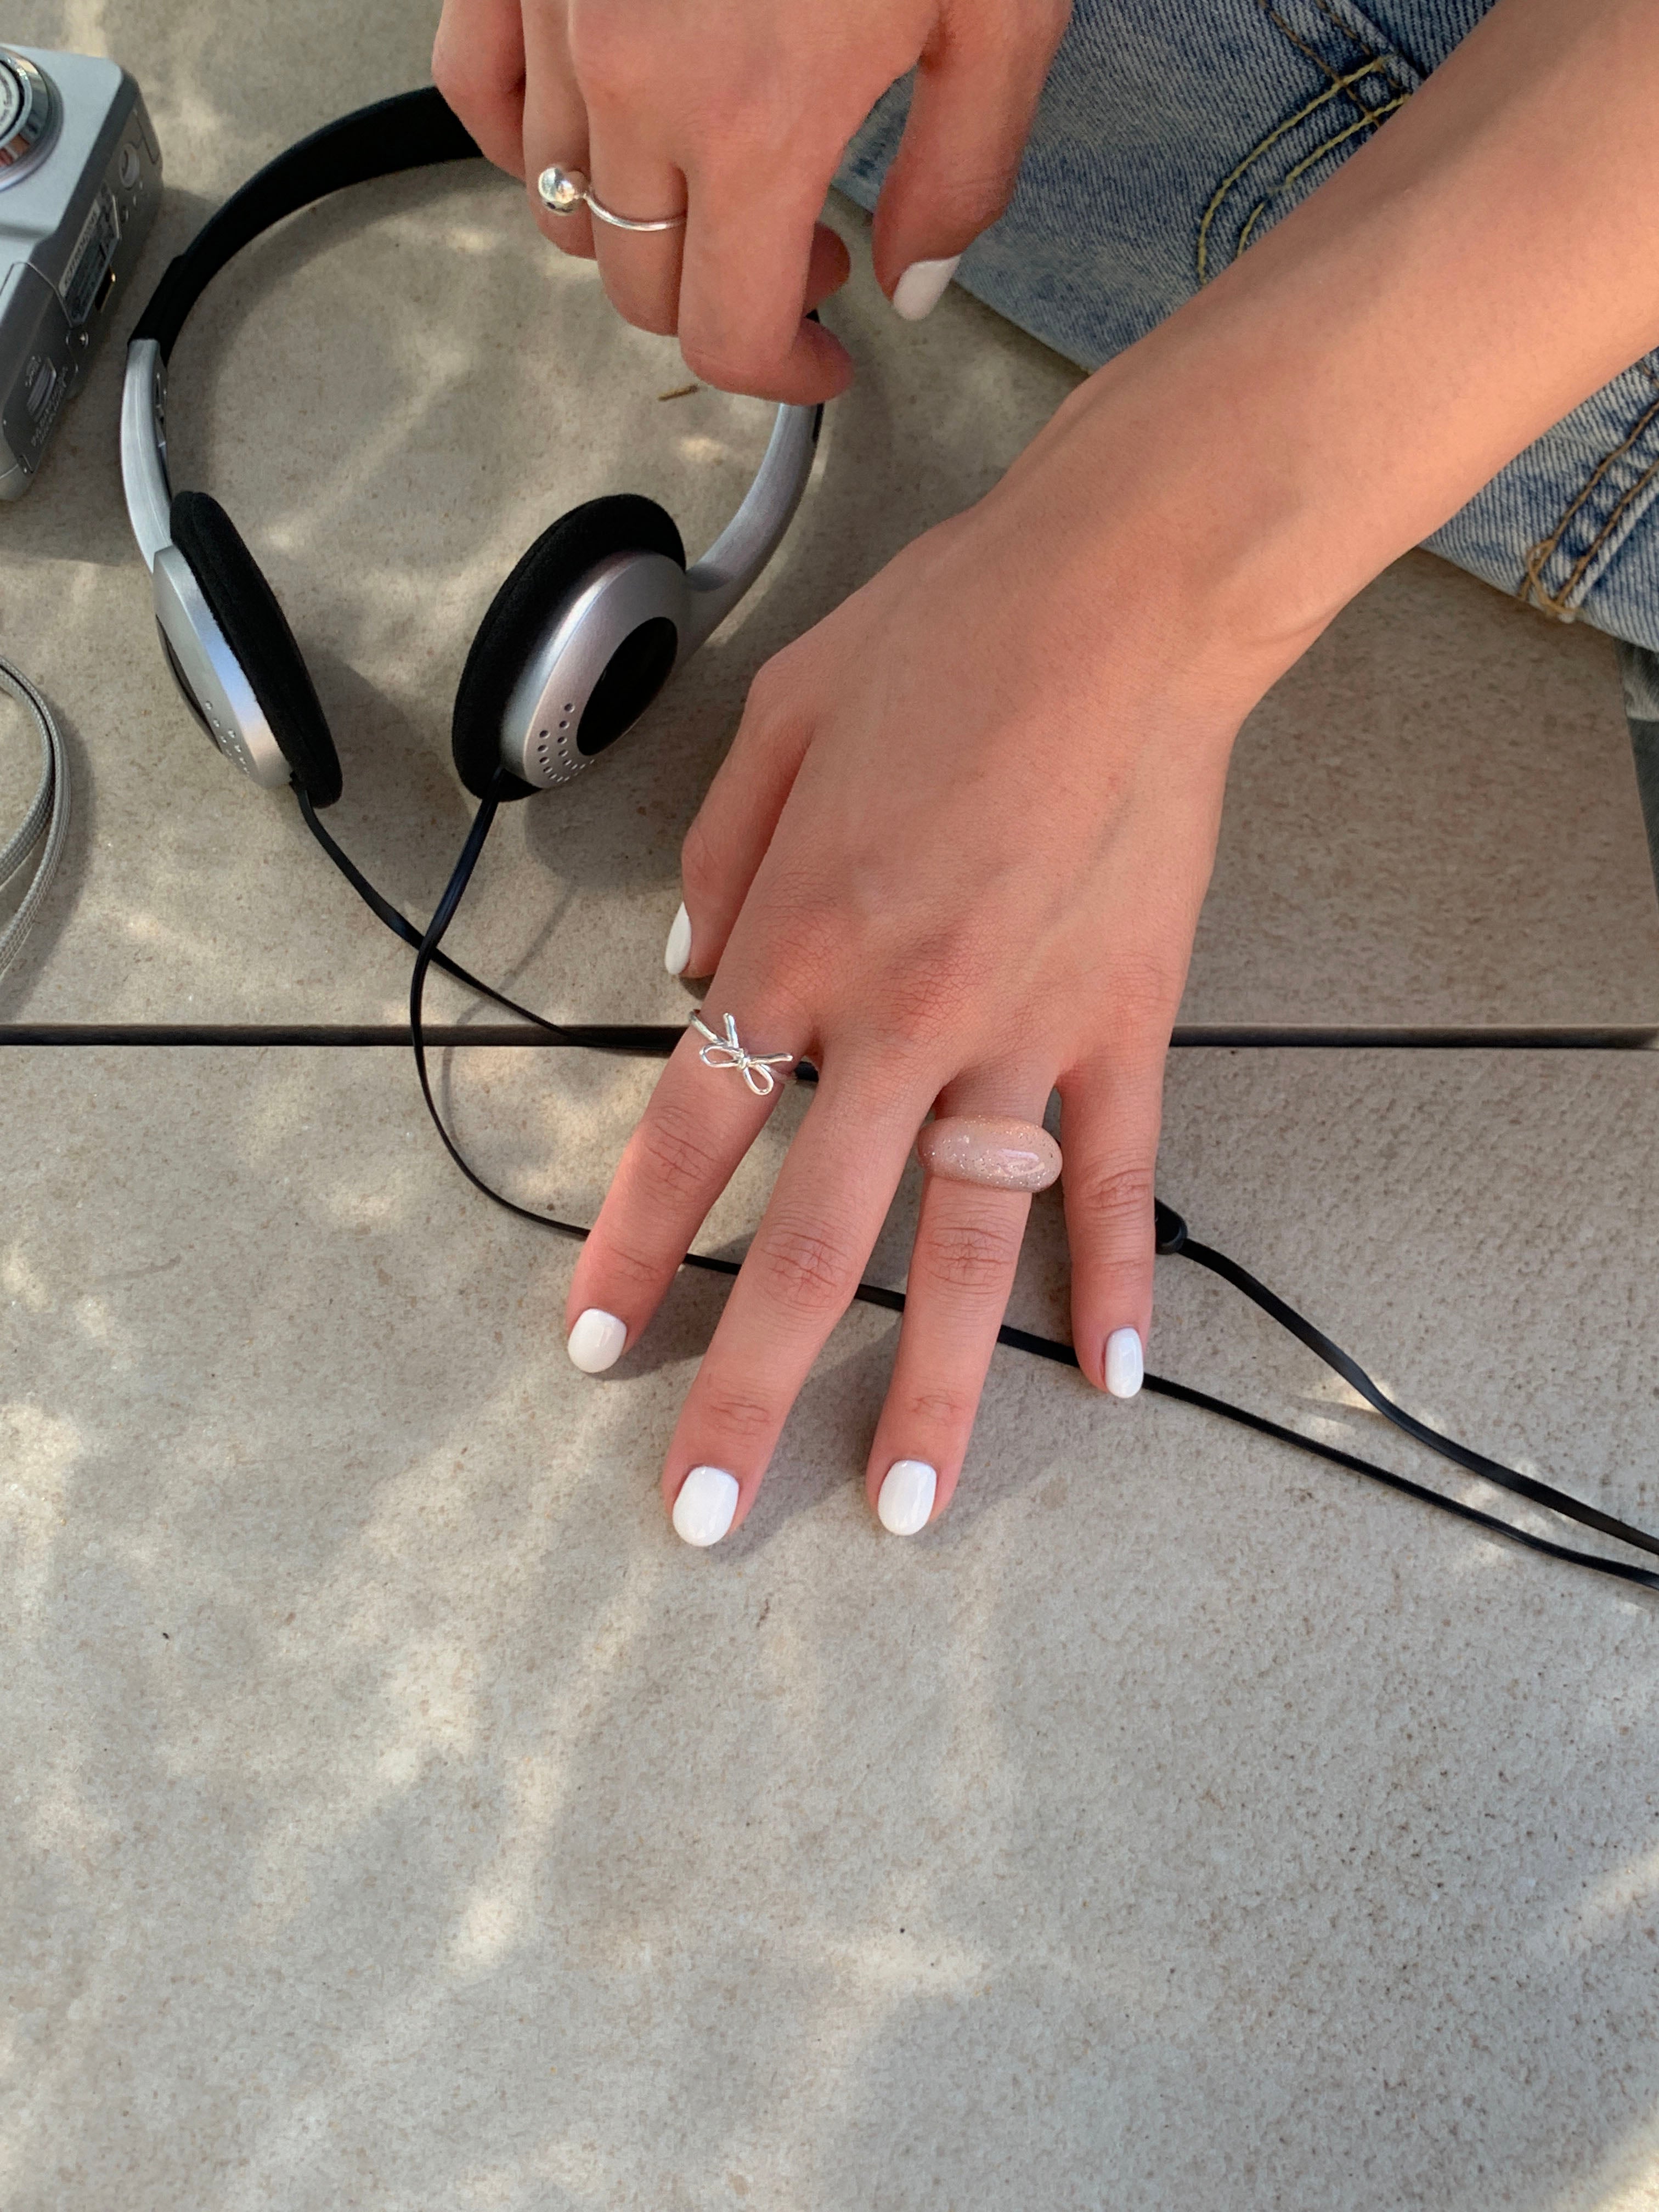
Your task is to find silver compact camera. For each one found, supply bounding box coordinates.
[0,44,159,498]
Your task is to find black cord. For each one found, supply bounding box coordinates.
[309,778,1659,1595]
[297,787,681,1057]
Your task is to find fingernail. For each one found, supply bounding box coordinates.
[877,1458,937,1536]
[663,901,692,976]
[891,255,960,322]
[1105,1327,1144,1399]
[672,1464,740,1547]
[567,1308,627,1374]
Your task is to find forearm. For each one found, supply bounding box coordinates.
[1014,0,1659,684]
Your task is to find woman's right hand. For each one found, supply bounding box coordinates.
[431,0,1072,402]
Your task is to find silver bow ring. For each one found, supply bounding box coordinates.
[689,1012,795,1098]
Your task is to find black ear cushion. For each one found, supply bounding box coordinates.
[171,490,342,808]
[452,493,686,802]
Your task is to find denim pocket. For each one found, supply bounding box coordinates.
[1197,0,1422,280]
[1514,362,1659,622]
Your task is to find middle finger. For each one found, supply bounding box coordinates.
[662,1053,930,1547]
[583,112,687,336]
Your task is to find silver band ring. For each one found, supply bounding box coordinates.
[690,1011,795,1098]
[537,165,687,234]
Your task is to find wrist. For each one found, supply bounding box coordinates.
[1003,0,1659,693]
[978,345,1345,732]
[1011,326,1392,704]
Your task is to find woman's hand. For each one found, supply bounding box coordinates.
[431,0,1071,400]
[544,0,1659,1547]
[560,368,1310,1544]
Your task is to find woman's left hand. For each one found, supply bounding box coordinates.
[562,375,1295,1544]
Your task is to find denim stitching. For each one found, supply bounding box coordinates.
[1262,0,1416,97]
[1235,94,1408,254]
[1520,388,1659,617]
[1195,61,1401,281]
[1307,0,1406,83]
[1263,10,1341,89]
[1257,0,1403,116]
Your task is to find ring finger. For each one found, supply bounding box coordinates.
[864,1075,1058,1536]
[583,117,687,335]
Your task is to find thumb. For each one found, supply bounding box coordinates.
[871,1,1070,319]
[666,658,812,979]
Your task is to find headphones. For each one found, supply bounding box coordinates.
[120,86,819,811]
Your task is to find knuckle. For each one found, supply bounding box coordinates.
[430,39,462,100]
[601,285,677,340]
[1105,955,1183,1045]
[918,1216,1022,1296]
[742,650,794,723]
[696,1386,777,1447]
[431,48,486,113]
[679,813,725,905]
[676,337,775,396]
[929,160,1022,235]
[595,1233,662,1295]
[853,935,978,1061]
[566,8,648,100]
[1071,1161,1155,1244]
[753,1216,859,1317]
[899,1385,977,1432]
[637,1099,724,1203]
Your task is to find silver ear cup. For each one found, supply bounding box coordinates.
[501,550,691,788]
[152,543,288,787]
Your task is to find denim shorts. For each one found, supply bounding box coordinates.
[837,0,1659,663]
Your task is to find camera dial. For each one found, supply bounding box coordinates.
[0,52,57,188]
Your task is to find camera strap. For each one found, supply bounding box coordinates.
[299,779,1659,1595]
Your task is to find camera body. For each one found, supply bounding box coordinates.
[0,45,159,498]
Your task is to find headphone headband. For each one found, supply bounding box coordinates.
[123,89,481,569]
[132,87,478,361]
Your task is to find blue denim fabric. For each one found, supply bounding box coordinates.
[836,0,1659,658]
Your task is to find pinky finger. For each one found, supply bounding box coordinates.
[433,0,529,178]
[1059,1050,1166,1400]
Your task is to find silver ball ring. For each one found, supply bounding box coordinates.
[537,165,686,234]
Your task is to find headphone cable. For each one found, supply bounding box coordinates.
[303,777,1659,1595]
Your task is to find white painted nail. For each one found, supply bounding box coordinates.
[1105,1327,1144,1400]
[891,255,960,322]
[673,1465,740,1547]
[566,1308,627,1374]
[663,901,692,976]
[877,1458,938,1536]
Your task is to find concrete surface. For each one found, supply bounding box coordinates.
[8,1046,1659,2211]
[5,1,1659,2208]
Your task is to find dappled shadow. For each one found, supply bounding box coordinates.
[9,1045,1659,2205]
